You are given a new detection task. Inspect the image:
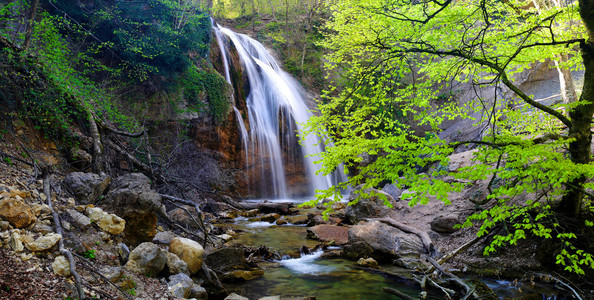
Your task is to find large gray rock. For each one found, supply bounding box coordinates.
[344,220,425,263]
[345,186,396,224]
[430,215,461,233]
[381,184,402,201]
[124,242,167,277]
[105,173,162,245]
[62,172,111,204]
[167,273,193,298]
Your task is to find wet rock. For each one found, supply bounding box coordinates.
[218,210,239,219]
[97,213,126,235]
[285,215,308,225]
[224,269,265,282]
[430,215,461,233]
[66,208,90,229]
[275,219,288,225]
[204,246,250,274]
[167,273,193,298]
[306,225,349,245]
[258,297,281,300]
[167,252,190,275]
[104,173,162,245]
[344,220,425,263]
[216,233,233,242]
[52,256,70,276]
[62,172,111,204]
[357,257,378,269]
[25,232,61,251]
[344,186,396,224]
[0,198,36,228]
[153,231,176,245]
[169,237,204,275]
[239,209,259,217]
[259,213,280,222]
[124,242,167,277]
[225,293,249,300]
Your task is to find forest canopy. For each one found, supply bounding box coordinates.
[304,0,594,275]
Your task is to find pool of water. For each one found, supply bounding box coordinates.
[220,208,569,300]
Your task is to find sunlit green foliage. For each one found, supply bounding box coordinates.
[305,0,594,275]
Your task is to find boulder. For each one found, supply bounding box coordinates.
[204,247,250,275]
[167,273,193,298]
[275,219,288,226]
[0,198,36,228]
[24,233,61,252]
[306,225,349,245]
[97,213,126,235]
[32,223,54,234]
[285,215,308,225]
[169,237,204,275]
[169,207,200,229]
[344,220,425,263]
[62,172,111,204]
[345,187,396,224]
[430,215,461,233]
[167,252,190,275]
[99,266,123,283]
[52,256,71,276]
[104,173,162,245]
[124,242,167,277]
[116,242,130,264]
[382,184,402,201]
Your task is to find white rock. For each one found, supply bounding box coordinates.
[97,213,125,235]
[25,233,61,251]
[52,256,71,276]
[86,207,105,222]
[9,231,24,252]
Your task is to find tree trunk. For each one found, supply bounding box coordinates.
[22,0,40,52]
[560,40,594,217]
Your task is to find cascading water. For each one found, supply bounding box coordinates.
[213,24,345,199]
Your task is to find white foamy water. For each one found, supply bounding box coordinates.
[245,221,275,228]
[279,250,333,274]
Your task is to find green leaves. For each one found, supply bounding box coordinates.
[305,0,594,275]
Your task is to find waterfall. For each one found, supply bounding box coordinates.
[213,24,345,199]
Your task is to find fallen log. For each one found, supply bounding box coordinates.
[220,195,294,215]
[376,217,436,257]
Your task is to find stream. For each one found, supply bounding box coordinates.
[215,202,568,300]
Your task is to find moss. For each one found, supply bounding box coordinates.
[182,65,230,125]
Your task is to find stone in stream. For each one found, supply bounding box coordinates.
[306,225,349,245]
[259,213,280,222]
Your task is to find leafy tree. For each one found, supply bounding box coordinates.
[305,0,594,275]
